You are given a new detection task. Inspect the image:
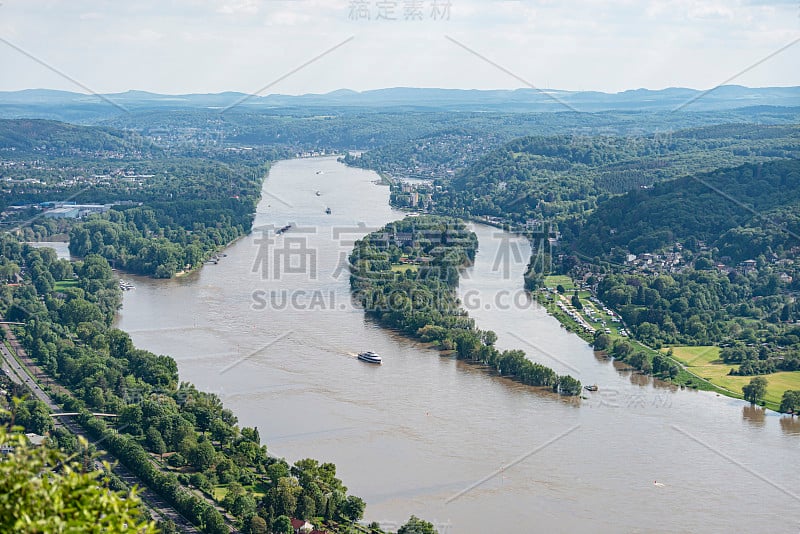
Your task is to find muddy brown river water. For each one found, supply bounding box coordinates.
[114,157,800,533]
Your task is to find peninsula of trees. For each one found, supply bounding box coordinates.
[349,216,582,395]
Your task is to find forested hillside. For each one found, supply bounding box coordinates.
[433,124,800,222]
[574,159,800,260]
[0,119,155,156]
[548,159,800,405]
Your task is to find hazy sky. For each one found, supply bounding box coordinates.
[1,0,798,95]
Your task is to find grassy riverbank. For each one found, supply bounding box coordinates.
[667,346,800,411]
[535,275,755,402]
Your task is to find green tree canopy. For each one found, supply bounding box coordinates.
[398,515,438,534]
[0,424,155,534]
[742,376,768,404]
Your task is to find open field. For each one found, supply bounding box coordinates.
[391,264,419,273]
[53,280,79,290]
[544,275,575,291]
[539,276,799,409]
[214,482,267,502]
[670,346,800,407]
[670,346,722,366]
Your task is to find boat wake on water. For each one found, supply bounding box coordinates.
[345,351,383,364]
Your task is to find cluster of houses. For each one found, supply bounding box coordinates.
[357,132,489,182]
[0,429,46,454]
[622,243,798,284]
[373,226,468,250]
[624,251,685,273]
[47,169,156,189]
[296,150,332,158]
[394,182,434,210]
[717,258,794,283]
[1,161,156,222]
[2,176,43,185]
[479,215,506,227]
[474,215,561,242]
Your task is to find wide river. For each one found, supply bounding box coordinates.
[116,157,799,533]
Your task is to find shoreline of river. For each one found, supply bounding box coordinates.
[351,216,583,398]
[117,156,800,534]
[529,281,782,411]
[373,197,779,410]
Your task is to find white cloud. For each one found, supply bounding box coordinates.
[0,0,796,93]
[115,29,163,43]
[265,9,314,27]
[216,1,261,16]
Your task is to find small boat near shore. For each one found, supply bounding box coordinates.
[584,384,598,392]
[358,351,382,364]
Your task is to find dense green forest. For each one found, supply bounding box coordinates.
[574,159,800,260]
[349,216,581,395]
[0,119,285,277]
[342,109,799,180]
[0,118,156,157]
[595,268,800,348]
[67,198,251,277]
[64,159,265,277]
[0,236,371,533]
[573,160,800,346]
[430,125,800,223]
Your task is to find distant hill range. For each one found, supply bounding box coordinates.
[0,85,798,122]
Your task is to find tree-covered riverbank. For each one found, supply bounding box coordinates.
[0,237,375,533]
